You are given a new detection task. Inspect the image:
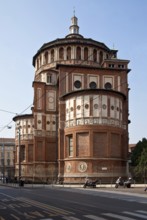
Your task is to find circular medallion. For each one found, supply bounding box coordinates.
[66,163,72,172]
[78,162,87,172]
[77,105,81,110]
[85,104,89,109]
[49,97,54,103]
[102,104,107,109]
[94,104,98,109]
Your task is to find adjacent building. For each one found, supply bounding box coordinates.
[13,15,131,183]
[0,138,15,181]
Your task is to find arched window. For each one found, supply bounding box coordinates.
[44,51,48,64]
[84,47,88,60]
[37,59,39,70]
[93,49,97,62]
[40,56,42,66]
[67,46,71,60]
[76,46,81,60]
[59,47,64,60]
[51,49,54,62]
[99,51,103,64]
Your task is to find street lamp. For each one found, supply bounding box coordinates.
[17,124,21,185]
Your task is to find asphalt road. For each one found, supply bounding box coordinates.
[0,185,147,220]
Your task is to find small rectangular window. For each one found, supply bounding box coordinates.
[7,152,10,159]
[20,145,25,162]
[109,64,115,68]
[7,159,10,166]
[118,64,124,68]
[68,136,73,157]
[47,74,52,84]
[37,88,42,109]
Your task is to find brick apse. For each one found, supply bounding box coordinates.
[13,15,131,183]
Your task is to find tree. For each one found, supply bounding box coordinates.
[131,138,147,181]
[134,147,147,181]
[131,138,147,166]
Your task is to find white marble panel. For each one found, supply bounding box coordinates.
[110,97,115,118]
[101,95,107,117]
[84,95,90,117]
[69,98,74,119]
[76,96,83,118]
[37,113,42,130]
[66,100,69,120]
[93,95,100,117]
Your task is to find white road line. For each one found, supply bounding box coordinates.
[10,214,20,220]
[123,211,147,219]
[0,205,6,209]
[84,215,107,220]
[40,219,53,220]
[137,210,147,214]
[103,213,135,220]
[62,217,80,220]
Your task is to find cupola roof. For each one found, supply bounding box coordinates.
[66,12,83,39]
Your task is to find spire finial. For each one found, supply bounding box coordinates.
[73,7,75,16]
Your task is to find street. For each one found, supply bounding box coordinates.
[0,185,147,220]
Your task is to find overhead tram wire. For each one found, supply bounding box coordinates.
[0,49,129,132]
[0,103,33,134]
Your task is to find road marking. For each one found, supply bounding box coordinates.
[123,211,147,219]
[19,203,32,207]
[103,213,135,220]
[23,212,36,219]
[0,216,5,220]
[8,204,21,208]
[137,210,147,214]
[17,197,74,216]
[10,214,20,220]
[0,205,6,209]
[1,199,10,202]
[84,215,106,220]
[29,211,44,217]
[62,216,81,220]
[43,210,59,216]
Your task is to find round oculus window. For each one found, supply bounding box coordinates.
[104,82,112,89]
[94,104,98,109]
[89,81,97,89]
[74,80,81,89]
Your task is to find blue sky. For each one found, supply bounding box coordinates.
[0,0,146,144]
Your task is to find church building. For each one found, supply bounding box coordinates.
[13,15,131,183]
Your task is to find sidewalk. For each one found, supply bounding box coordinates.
[1,182,147,196]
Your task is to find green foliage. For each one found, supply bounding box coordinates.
[131,138,147,166]
[131,138,147,181]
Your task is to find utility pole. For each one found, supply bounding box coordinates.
[18,125,21,185]
[2,142,5,183]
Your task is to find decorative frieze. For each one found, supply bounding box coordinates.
[65,117,125,129]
